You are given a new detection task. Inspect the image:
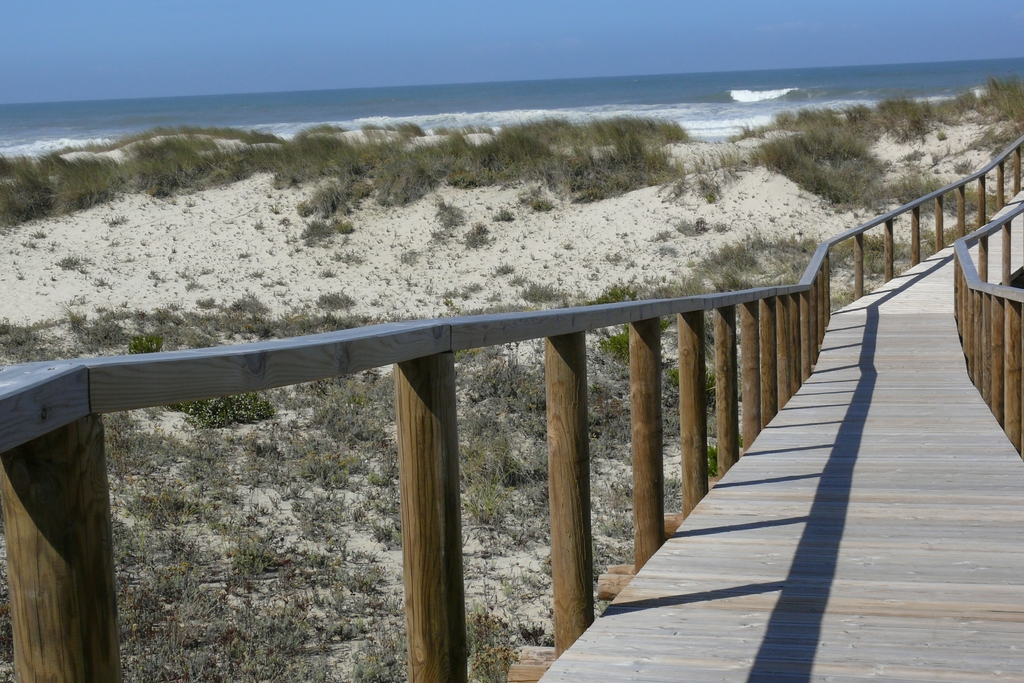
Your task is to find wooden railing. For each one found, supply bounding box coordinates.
[0,131,1022,682]
[953,154,1024,455]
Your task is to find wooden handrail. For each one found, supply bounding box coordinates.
[952,176,1024,454]
[0,128,1022,683]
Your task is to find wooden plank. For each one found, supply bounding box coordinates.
[715,306,739,475]
[597,573,633,601]
[884,218,894,282]
[775,295,791,409]
[740,301,761,452]
[395,353,466,683]
[447,288,789,352]
[0,414,120,682]
[759,297,778,428]
[0,363,89,454]
[89,320,450,413]
[541,246,1024,683]
[678,311,708,518]
[546,332,593,655]
[911,204,921,266]
[992,296,1005,425]
[629,319,663,571]
[508,647,557,683]
[854,233,864,299]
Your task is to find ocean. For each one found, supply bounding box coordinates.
[2,57,1022,157]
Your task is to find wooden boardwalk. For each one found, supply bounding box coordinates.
[543,212,1024,680]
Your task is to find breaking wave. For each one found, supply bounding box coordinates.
[730,88,798,103]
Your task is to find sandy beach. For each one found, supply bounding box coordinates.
[0,123,992,329]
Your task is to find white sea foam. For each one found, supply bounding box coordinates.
[0,97,870,156]
[730,88,798,103]
[253,103,806,143]
[0,137,114,158]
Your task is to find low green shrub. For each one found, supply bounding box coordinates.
[598,328,630,363]
[173,393,275,428]
[128,334,164,354]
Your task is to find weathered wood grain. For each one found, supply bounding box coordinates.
[91,320,450,413]
[759,297,778,428]
[715,306,739,476]
[395,353,466,683]
[775,295,791,409]
[979,174,988,227]
[911,204,921,266]
[740,301,761,452]
[1003,221,1013,285]
[0,363,89,455]
[854,233,864,299]
[508,647,557,683]
[629,319,663,571]
[799,290,811,382]
[992,296,1005,426]
[958,184,967,238]
[678,311,707,518]
[998,160,1005,210]
[788,293,801,397]
[1005,299,1022,451]
[884,218,894,282]
[0,414,119,682]
[545,332,593,655]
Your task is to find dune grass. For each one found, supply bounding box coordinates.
[740,77,1024,212]
[0,117,689,229]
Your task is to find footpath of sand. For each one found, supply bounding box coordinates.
[0,125,987,327]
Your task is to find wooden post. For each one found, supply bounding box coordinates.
[629,319,663,572]
[957,185,966,239]
[395,353,467,683]
[825,253,831,327]
[545,333,593,656]
[809,277,820,363]
[678,311,708,518]
[998,161,1005,211]
[854,233,864,300]
[884,218,894,283]
[980,236,989,283]
[973,290,983,387]
[978,294,987,405]
[911,205,921,266]
[1003,221,1013,286]
[775,296,791,409]
[759,297,778,427]
[936,195,945,252]
[962,266,970,374]
[789,294,802,394]
[819,266,827,344]
[1005,300,1022,452]
[953,253,959,323]
[715,306,739,476]
[992,296,1005,426]
[740,301,761,453]
[799,290,812,382]
[1015,146,1022,196]
[0,414,120,683]
[978,175,987,228]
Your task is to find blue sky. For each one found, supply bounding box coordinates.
[2,0,1022,104]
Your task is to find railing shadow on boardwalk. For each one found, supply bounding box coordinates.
[606,255,951,682]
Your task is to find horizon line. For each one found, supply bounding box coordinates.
[2,55,1022,109]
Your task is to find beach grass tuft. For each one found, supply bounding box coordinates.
[0,116,690,228]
